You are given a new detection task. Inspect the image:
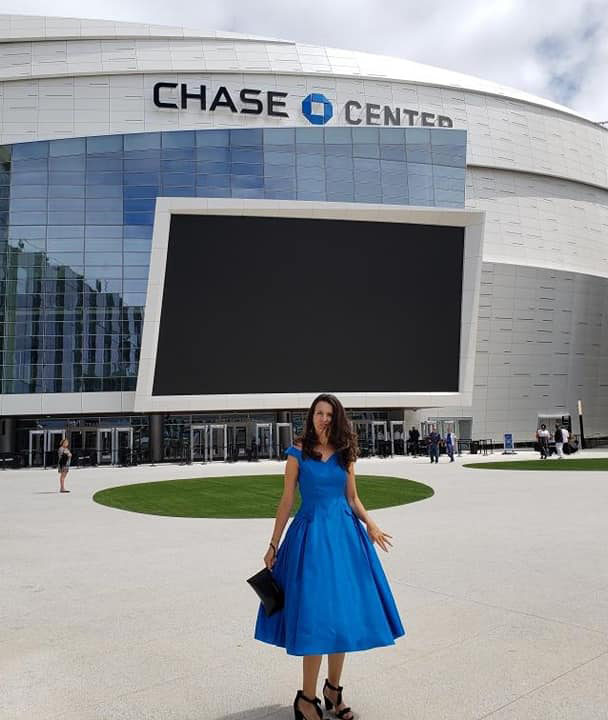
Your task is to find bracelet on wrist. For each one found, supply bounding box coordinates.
[269,541,277,554]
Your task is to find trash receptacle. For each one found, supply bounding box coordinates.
[470,440,479,455]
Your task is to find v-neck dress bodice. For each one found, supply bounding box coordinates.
[254,445,405,656]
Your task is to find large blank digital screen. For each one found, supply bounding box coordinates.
[152,214,464,395]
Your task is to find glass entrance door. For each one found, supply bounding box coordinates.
[97,429,113,465]
[276,423,293,458]
[372,421,388,456]
[390,421,405,455]
[256,423,273,459]
[191,425,208,462]
[227,424,247,461]
[46,429,66,468]
[114,428,133,465]
[209,424,227,461]
[29,430,45,467]
[353,421,372,457]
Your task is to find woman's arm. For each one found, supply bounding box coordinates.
[263,455,298,568]
[345,462,393,552]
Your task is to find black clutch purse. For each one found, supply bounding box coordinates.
[247,567,284,616]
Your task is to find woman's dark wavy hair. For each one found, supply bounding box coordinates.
[295,393,359,468]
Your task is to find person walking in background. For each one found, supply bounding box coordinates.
[57,438,72,493]
[428,428,441,463]
[554,424,564,459]
[536,423,550,459]
[255,393,404,720]
[445,429,456,462]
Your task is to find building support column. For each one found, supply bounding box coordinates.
[150,414,164,463]
[0,417,16,453]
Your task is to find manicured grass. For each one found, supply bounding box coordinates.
[92,474,433,518]
[464,458,608,471]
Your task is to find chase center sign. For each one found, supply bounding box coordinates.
[153,82,454,128]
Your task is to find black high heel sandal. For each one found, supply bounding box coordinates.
[293,690,323,720]
[323,678,353,719]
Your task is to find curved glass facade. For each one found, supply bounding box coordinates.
[0,126,466,394]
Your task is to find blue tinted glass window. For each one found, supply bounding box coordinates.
[124,158,159,172]
[11,141,49,160]
[196,146,231,163]
[295,127,324,144]
[162,131,195,148]
[264,128,295,145]
[50,138,86,156]
[196,129,229,146]
[85,266,122,280]
[323,127,351,144]
[123,237,151,252]
[85,238,122,252]
[86,184,122,199]
[124,225,152,239]
[49,155,86,171]
[352,127,379,144]
[47,237,85,252]
[123,185,158,199]
[379,128,406,144]
[230,129,263,146]
[124,133,161,151]
[86,135,123,153]
[122,266,149,279]
[124,198,155,212]
[124,252,150,266]
[196,174,230,188]
[11,157,47,172]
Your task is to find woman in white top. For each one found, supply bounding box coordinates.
[536,424,550,460]
[57,439,72,493]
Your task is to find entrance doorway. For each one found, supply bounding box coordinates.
[191,424,208,462]
[256,423,273,459]
[96,427,134,465]
[372,421,388,456]
[390,421,405,455]
[276,422,293,457]
[353,421,372,456]
[209,424,227,461]
[28,428,67,467]
[227,424,247,461]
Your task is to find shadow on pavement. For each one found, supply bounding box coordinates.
[214,705,291,720]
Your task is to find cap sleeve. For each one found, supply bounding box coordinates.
[285,445,302,462]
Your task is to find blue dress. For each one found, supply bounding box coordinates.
[254,445,405,656]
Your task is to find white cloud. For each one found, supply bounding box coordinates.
[3,0,608,120]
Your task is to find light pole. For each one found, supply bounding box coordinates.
[577,400,586,450]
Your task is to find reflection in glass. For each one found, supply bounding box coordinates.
[0,127,466,394]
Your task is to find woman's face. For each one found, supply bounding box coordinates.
[312,400,333,441]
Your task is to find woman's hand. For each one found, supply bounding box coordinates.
[366,523,393,552]
[263,545,276,569]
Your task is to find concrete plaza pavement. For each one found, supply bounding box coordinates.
[2,450,608,720]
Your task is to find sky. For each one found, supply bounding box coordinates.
[3,0,608,121]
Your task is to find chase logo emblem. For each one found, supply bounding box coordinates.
[301,93,333,125]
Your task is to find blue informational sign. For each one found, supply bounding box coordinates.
[503,433,514,453]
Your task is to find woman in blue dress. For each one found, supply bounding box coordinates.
[255,393,405,720]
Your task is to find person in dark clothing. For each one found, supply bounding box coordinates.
[428,430,441,463]
[408,427,420,457]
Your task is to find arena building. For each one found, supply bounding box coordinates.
[0,13,606,465]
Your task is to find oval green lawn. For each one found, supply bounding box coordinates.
[464,458,608,471]
[92,474,433,518]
